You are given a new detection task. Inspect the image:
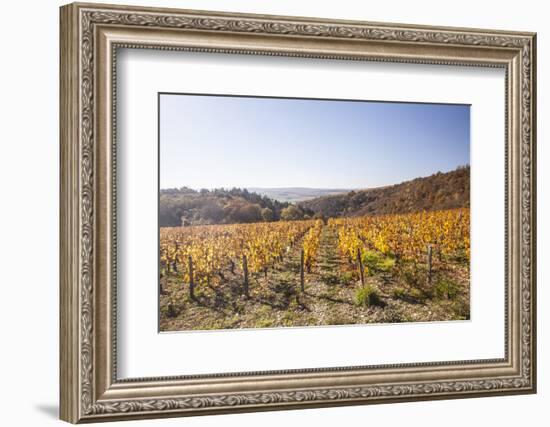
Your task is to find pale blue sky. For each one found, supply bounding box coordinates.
[159,93,470,190]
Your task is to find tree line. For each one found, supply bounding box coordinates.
[160,187,315,227]
[160,166,470,227]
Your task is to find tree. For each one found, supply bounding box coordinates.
[239,203,262,223]
[261,207,274,222]
[199,201,225,224]
[280,205,303,221]
[223,200,263,223]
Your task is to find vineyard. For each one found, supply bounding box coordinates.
[160,208,470,331]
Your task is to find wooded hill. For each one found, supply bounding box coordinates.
[159,166,469,227]
[298,166,470,218]
[159,187,313,227]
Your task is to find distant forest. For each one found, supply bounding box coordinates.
[159,166,470,227]
[160,187,314,227]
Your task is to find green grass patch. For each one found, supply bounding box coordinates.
[361,250,395,274]
[377,257,396,272]
[408,287,428,303]
[354,285,383,307]
[433,277,460,300]
[392,287,407,299]
[282,310,297,321]
[340,271,355,285]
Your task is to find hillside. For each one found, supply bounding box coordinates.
[298,166,469,218]
[159,187,313,227]
[160,166,469,227]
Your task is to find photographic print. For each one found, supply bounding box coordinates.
[159,94,471,332]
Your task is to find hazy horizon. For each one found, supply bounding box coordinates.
[160,94,470,190]
[160,165,469,192]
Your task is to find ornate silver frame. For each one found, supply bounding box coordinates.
[60,2,536,423]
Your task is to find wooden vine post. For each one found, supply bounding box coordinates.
[173,242,179,273]
[159,269,165,295]
[357,248,365,286]
[242,254,249,298]
[188,255,195,300]
[300,249,305,292]
[427,245,433,285]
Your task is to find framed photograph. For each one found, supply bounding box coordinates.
[60,2,537,423]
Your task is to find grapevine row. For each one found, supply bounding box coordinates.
[302,219,323,272]
[160,220,317,295]
[330,208,470,267]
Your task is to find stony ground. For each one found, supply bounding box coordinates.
[160,225,470,332]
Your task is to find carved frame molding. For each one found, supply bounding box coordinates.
[60,2,536,423]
